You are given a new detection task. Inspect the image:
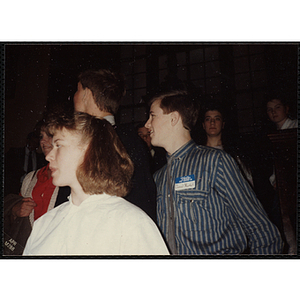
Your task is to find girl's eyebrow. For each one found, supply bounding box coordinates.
[53,138,63,144]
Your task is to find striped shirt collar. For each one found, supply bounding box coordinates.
[167,139,196,161]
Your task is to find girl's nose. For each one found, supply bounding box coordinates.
[45,149,53,162]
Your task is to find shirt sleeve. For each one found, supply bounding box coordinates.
[214,152,283,254]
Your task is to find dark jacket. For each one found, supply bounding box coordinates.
[3,194,32,255]
[3,186,70,255]
[115,123,157,221]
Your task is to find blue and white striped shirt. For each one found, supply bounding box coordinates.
[154,140,283,255]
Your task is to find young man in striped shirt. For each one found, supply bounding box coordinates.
[145,91,283,255]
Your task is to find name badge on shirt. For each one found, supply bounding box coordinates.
[175,175,196,191]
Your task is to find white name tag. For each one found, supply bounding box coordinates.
[175,175,196,191]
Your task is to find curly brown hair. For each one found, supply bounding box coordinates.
[46,112,134,197]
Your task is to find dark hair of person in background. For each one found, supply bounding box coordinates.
[263,93,297,133]
[197,101,228,148]
[78,69,126,115]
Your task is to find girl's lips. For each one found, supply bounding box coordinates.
[50,167,57,174]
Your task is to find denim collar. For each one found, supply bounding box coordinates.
[167,139,196,161]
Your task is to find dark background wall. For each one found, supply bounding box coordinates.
[4,43,298,153]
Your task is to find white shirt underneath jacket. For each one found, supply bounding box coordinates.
[23,193,169,256]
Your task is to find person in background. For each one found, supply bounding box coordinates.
[266,96,297,254]
[266,97,297,130]
[266,96,297,188]
[23,112,169,255]
[200,102,253,187]
[137,123,152,151]
[200,102,288,251]
[4,114,70,255]
[73,69,157,221]
[5,130,45,196]
[145,90,282,255]
[136,123,167,174]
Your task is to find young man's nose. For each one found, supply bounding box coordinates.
[145,119,150,128]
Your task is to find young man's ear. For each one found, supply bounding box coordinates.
[170,111,180,126]
[83,88,94,104]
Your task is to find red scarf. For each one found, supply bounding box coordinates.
[32,164,56,220]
